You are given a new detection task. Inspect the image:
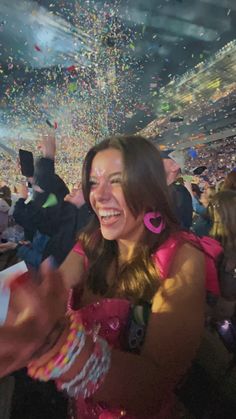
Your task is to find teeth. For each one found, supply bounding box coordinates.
[99,210,121,217]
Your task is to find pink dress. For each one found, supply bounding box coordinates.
[67,232,222,419]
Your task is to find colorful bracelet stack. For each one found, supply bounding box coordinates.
[57,336,111,399]
[27,310,111,400]
[28,312,85,381]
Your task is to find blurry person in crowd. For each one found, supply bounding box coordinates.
[216,178,225,192]
[160,149,193,229]
[223,170,236,191]
[0,185,12,207]
[1,134,90,287]
[184,182,212,237]
[190,184,206,216]
[192,185,216,237]
[0,182,49,270]
[201,186,216,208]
[209,190,236,319]
[0,185,11,239]
[0,135,222,419]
[210,190,236,276]
[12,170,76,266]
[0,184,20,270]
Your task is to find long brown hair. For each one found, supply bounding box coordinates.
[223,171,236,192]
[209,190,236,259]
[80,135,179,303]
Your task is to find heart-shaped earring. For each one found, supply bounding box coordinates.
[143,212,165,234]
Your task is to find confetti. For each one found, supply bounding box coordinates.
[1,0,235,192]
[34,45,42,52]
[67,65,76,72]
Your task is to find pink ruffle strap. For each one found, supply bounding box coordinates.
[153,232,222,295]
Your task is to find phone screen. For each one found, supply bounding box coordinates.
[19,149,34,177]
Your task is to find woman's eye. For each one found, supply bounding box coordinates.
[111,178,122,184]
[89,180,98,188]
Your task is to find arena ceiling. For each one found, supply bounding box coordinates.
[0,0,236,148]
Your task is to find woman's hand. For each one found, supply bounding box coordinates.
[0,260,68,377]
[0,242,17,253]
[64,188,85,208]
[40,133,56,159]
[17,182,29,200]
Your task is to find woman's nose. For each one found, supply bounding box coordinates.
[94,181,111,201]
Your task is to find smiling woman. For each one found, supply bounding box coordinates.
[0,135,221,419]
[89,148,145,245]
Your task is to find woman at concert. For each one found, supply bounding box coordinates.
[0,135,221,418]
[223,170,236,192]
[209,190,236,305]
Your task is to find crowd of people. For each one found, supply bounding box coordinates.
[0,131,95,190]
[185,136,235,184]
[0,133,235,419]
[0,134,235,192]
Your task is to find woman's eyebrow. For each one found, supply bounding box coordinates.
[108,172,122,178]
[89,171,122,179]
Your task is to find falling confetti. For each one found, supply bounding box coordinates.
[34,45,42,52]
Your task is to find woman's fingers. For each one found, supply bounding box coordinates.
[5,272,44,326]
[0,259,69,378]
[39,258,68,306]
[4,271,29,290]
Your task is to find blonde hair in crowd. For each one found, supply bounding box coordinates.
[209,190,236,257]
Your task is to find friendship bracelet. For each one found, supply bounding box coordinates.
[49,332,86,380]
[28,313,111,400]
[28,312,85,381]
[58,337,111,399]
[67,347,111,399]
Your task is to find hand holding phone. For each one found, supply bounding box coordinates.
[19,183,29,199]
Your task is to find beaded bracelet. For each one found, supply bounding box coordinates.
[50,333,86,379]
[28,312,111,400]
[57,336,111,399]
[28,312,85,381]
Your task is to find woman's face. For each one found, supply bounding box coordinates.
[89,148,144,242]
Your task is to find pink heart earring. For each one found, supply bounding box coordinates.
[143,212,165,234]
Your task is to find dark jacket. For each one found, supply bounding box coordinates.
[168,183,193,230]
[13,157,91,265]
[33,157,69,208]
[13,195,90,266]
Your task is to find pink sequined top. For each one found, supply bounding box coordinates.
[67,232,222,418]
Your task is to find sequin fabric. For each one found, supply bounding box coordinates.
[68,297,135,418]
[67,298,174,419]
[67,231,220,419]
